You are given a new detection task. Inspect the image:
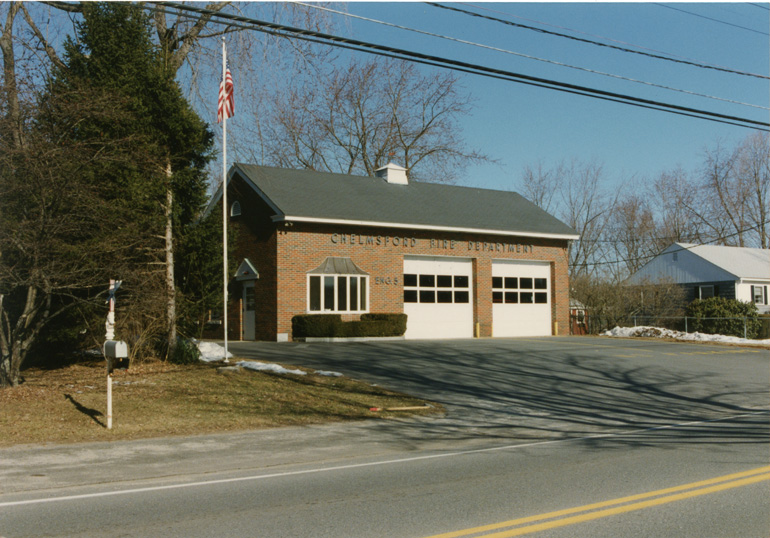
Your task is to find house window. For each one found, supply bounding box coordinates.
[230,201,242,217]
[698,285,715,299]
[307,257,368,313]
[492,276,548,305]
[403,273,470,304]
[752,285,768,305]
[308,274,368,313]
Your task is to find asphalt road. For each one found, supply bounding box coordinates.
[1,337,768,537]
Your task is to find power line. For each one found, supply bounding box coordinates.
[429,3,770,80]
[293,1,767,112]
[150,2,769,131]
[655,3,770,36]
[460,2,766,81]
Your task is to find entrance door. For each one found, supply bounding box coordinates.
[242,282,256,340]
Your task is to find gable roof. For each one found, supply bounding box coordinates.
[675,243,770,280]
[628,242,770,284]
[220,164,579,240]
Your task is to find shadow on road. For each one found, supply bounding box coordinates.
[229,338,770,450]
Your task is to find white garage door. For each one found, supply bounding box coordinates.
[403,256,473,339]
[492,260,552,337]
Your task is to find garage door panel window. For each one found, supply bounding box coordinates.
[404,273,470,304]
[493,276,548,305]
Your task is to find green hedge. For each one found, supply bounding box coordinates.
[685,297,761,339]
[292,313,407,338]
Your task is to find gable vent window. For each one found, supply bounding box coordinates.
[230,201,242,217]
[307,257,369,313]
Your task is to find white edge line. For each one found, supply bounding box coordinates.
[273,215,581,241]
[1,410,767,508]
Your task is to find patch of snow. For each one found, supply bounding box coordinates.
[237,361,307,376]
[603,326,770,346]
[194,339,232,362]
[315,370,343,377]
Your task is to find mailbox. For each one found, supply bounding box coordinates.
[104,340,129,373]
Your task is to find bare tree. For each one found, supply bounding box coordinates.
[261,57,489,182]
[520,158,618,279]
[607,194,657,279]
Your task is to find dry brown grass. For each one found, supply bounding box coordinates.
[0,359,441,447]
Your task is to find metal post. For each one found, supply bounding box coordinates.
[107,373,112,430]
[744,317,747,339]
[685,317,688,333]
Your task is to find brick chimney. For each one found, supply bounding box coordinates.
[375,162,408,185]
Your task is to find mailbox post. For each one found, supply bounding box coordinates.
[104,279,127,430]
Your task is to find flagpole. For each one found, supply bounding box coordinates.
[222,37,229,362]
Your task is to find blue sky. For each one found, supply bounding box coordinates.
[322,2,769,191]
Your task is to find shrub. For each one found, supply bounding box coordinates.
[685,297,761,339]
[292,314,343,338]
[292,313,407,338]
[169,338,201,365]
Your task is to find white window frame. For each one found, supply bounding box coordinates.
[698,285,715,299]
[307,274,369,313]
[752,285,767,305]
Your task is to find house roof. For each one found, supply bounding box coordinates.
[675,243,770,280]
[222,164,579,240]
[627,242,770,285]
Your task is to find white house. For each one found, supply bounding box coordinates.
[627,243,770,314]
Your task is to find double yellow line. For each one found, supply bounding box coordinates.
[424,466,770,538]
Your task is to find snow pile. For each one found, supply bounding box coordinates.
[237,361,307,376]
[604,326,770,347]
[195,339,233,362]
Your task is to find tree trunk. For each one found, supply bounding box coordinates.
[165,160,176,358]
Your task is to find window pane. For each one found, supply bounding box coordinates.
[419,290,435,303]
[492,277,503,289]
[454,291,469,303]
[505,292,518,304]
[534,278,547,290]
[419,274,435,287]
[324,276,335,310]
[505,277,518,289]
[404,273,417,287]
[360,277,367,310]
[520,278,533,289]
[245,287,256,310]
[310,276,321,311]
[437,291,453,303]
[454,275,469,288]
[337,276,348,311]
[493,291,503,304]
[535,292,548,304]
[350,277,358,310]
[520,292,533,303]
[404,290,418,303]
[437,275,452,288]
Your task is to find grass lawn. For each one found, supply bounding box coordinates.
[0,358,441,447]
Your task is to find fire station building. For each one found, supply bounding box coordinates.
[212,163,579,341]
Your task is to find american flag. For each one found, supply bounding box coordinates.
[217,64,234,123]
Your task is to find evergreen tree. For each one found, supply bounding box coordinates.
[50,2,214,357]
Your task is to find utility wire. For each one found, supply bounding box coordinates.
[655,3,769,36]
[429,3,770,80]
[150,2,769,131]
[294,1,767,111]
[460,2,765,81]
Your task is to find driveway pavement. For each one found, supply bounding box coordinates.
[229,336,769,445]
[2,336,767,495]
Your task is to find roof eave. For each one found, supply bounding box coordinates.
[273,215,580,241]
